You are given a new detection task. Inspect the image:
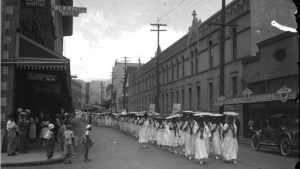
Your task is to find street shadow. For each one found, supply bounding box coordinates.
[259,147,298,158]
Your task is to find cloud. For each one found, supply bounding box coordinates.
[65,26,185,82]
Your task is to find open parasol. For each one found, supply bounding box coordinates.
[223,111,239,116]
[165,114,183,119]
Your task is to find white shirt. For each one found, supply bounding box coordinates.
[7,120,17,132]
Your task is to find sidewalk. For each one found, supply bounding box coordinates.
[1,136,64,167]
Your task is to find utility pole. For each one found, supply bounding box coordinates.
[209,0,237,114]
[121,57,130,110]
[151,20,167,113]
[100,81,105,104]
[109,71,116,113]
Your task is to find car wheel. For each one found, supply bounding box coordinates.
[251,134,260,151]
[280,137,292,157]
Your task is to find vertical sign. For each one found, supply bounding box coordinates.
[86,83,90,104]
[149,104,155,113]
[172,103,181,114]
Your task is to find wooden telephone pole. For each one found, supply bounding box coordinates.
[121,56,130,110]
[109,71,116,113]
[151,20,167,113]
[209,0,237,114]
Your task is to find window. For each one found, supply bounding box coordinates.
[176,91,179,103]
[232,28,237,60]
[162,94,164,112]
[166,65,169,84]
[182,56,185,78]
[176,59,179,80]
[162,68,165,85]
[189,88,192,110]
[191,51,194,75]
[172,62,174,81]
[197,86,200,110]
[166,93,168,112]
[209,83,213,109]
[171,92,173,110]
[182,90,185,110]
[195,49,198,73]
[232,77,238,108]
[209,41,214,68]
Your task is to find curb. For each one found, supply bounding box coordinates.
[1,154,65,167]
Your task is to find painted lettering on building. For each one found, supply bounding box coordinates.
[24,0,47,8]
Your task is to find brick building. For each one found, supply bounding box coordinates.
[127,0,297,136]
[1,0,74,134]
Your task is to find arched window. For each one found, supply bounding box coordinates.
[172,61,174,82]
[232,28,237,60]
[195,49,198,73]
[209,41,214,68]
[166,64,169,83]
[191,51,194,75]
[162,67,165,85]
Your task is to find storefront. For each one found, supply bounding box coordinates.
[14,33,72,117]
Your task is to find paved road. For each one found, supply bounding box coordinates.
[4,118,298,169]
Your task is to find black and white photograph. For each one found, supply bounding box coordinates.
[0,0,299,169]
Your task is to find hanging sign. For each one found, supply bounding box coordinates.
[215,87,296,105]
[172,103,181,114]
[61,11,79,17]
[54,5,87,13]
[149,104,155,113]
[26,72,57,82]
[24,0,47,8]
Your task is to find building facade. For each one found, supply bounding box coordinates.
[71,79,82,110]
[1,0,73,131]
[128,0,297,136]
[112,60,142,112]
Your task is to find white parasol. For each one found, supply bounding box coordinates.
[165,114,183,119]
[223,111,239,116]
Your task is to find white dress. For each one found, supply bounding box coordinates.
[139,119,149,143]
[211,123,224,156]
[222,123,238,161]
[156,124,164,145]
[40,121,50,138]
[195,125,210,160]
[162,123,170,146]
[29,117,36,139]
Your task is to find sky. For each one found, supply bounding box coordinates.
[64,0,234,82]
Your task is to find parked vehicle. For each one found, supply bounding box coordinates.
[250,114,299,156]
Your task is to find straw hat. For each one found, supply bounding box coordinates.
[17,108,23,113]
[48,124,55,129]
[20,112,27,115]
[25,109,31,114]
[86,124,92,129]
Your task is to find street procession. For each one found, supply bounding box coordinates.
[1,0,299,168]
[81,110,241,164]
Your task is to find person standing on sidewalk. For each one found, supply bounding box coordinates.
[28,113,36,142]
[7,114,18,156]
[83,124,92,162]
[17,112,29,154]
[63,124,75,164]
[45,124,55,160]
[58,118,67,151]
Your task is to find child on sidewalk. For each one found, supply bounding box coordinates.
[45,124,55,160]
[62,124,75,164]
[83,124,92,162]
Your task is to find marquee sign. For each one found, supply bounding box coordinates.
[54,5,87,17]
[26,72,57,82]
[215,87,296,106]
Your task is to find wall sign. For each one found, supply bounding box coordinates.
[172,103,181,114]
[24,0,47,8]
[149,104,155,113]
[215,87,297,106]
[26,72,57,82]
[34,83,61,94]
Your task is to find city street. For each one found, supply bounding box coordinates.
[3,118,297,169]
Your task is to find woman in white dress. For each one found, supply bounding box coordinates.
[40,116,50,148]
[178,118,186,155]
[169,118,180,153]
[183,115,196,159]
[138,114,150,148]
[194,117,210,164]
[222,116,238,164]
[156,119,164,147]
[29,114,36,142]
[204,117,213,156]
[211,117,224,159]
[162,119,170,150]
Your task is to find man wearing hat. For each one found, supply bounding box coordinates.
[17,111,29,154]
[7,114,18,156]
[45,124,55,160]
[83,124,92,162]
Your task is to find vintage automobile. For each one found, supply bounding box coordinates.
[251,114,299,156]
